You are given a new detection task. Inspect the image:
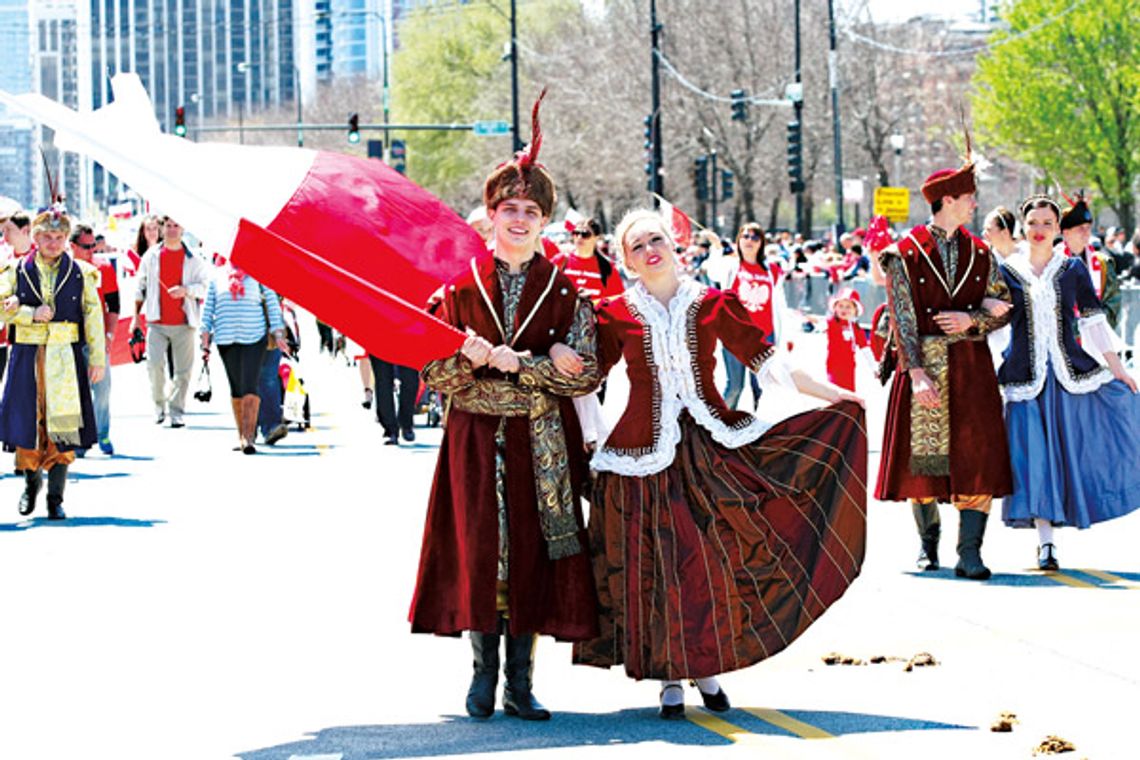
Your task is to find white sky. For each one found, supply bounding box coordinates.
[853,0,980,23]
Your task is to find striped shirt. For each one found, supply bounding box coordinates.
[200,272,285,346]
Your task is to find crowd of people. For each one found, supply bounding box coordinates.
[2,104,1138,728]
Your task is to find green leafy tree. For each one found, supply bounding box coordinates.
[391,0,575,206]
[973,0,1140,232]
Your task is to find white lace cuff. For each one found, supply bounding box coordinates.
[758,349,797,391]
[1078,313,1125,360]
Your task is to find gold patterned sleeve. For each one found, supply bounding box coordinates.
[422,353,477,394]
[82,266,107,368]
[969,252,1013,335]
[883,251,922,370]
[0,264,34,325]
[420,290,478,393]
[517,295,601,397]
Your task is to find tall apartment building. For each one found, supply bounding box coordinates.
[0,0,34,207]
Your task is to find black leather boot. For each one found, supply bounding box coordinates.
[503,632,550,720]
[465,631,500,718]
[18,469,42,516]
[912,500,941,571]
[954,509,991,580]
[45,465,68,521]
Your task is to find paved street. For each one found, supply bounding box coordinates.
[1,318,1137,760]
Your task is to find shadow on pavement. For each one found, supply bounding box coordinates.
[254,447,325,457]
[236,707,970,759]
[906,568,1140,588]
[66,471,131,481]
[0,516,166,532]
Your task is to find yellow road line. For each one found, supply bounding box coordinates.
[1077,568,1140,589]
[1043,571,1097,589]
[685,710,764,745]
[743,707,835,739]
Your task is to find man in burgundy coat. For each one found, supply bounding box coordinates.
[875,163,1013,580]
[408,126,600,720]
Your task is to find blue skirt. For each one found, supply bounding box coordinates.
[1003,369,1140,529]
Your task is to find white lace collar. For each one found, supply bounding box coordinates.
[1001,251,1111,402]
[593,276,772,477]
[1004,250,1064,284]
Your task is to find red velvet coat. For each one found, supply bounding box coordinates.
[592,280,774,475]
[875,225,1013,501]
[408,254,598,639]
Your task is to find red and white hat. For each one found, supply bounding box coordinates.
[828,287,864,317]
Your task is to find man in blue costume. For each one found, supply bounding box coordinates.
[0,206,106,520]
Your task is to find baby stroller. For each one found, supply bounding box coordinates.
[280,356,311,430]
[415,379,443,428]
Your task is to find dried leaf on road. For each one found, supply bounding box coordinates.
[1032,735,1076,755]
[904,652,938,672]
[990,711,1019,732]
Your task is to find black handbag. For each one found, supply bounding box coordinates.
[193,354,213,402]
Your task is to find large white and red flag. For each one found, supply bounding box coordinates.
[0,74,482,369]
[657,196,693,249]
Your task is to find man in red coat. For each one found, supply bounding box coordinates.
[875,163,1013,580]
[409,120,600,720]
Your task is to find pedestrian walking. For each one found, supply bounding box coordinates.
[129,216,210,428]
[723,222,782,410]
[552,216,623,449]
[409,97,601,721]
[572,209,866,719]
[875,158,1013,579]
[70,224,119,455]
[998,195,1140,570]
[0,205,106,520]
[126,213,160,277]
[200,261,288,454]
[368,355,419,444]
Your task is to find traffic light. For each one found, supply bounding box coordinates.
[642,115,654,179]
[786,120,804,194]
[173,106,186,137]
[389,139,407,174]
[721,169,734,201]
[347,112,360,144]
[694,156,709,201]
[730,89,748,122]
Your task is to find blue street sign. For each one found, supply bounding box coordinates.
[472,120,510,136]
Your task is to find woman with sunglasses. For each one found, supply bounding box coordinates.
[553,218,624,305]
[573,209,866,719]
[554,218,624,449]
[723,223,783,410]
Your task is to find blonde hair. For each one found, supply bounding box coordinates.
[612,209,675,275]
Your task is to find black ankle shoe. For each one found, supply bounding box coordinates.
[503,686,550,720]
[692,681,730,712]
[46,497,67,521]
[1037,543,1059,572]
[659,684,685,719]
[18,470,42,516]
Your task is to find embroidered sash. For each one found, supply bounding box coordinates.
[450,379,581,560]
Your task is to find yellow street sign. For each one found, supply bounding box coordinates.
[874,187,910,223]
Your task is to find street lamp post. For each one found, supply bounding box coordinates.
[295,66,303,148]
